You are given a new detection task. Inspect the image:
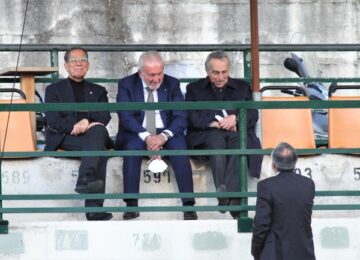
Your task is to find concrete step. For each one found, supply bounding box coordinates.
[1,154,360,222]
[1,218,360,260]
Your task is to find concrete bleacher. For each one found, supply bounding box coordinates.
[2,154,360,259]
[2,154,360,221]
[1,218,360,260]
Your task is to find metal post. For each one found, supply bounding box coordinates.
[0,164,9,234]
[250,0,260,93]
[237,108,252,232]
[50,49,59,80]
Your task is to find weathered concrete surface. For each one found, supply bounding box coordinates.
[2,154,360,222]
[1,1,360,134]
[1,218,360,260]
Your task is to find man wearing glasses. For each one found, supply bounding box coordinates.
[44,47,113,221]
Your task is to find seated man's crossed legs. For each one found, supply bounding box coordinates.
[204,129,241,219]
[59,124,113,221]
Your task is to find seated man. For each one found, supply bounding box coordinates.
[185,50,263,218]
[45,47,113,221]
[116,51,197,220]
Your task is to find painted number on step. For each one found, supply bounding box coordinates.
[143,169,170,184]
[294,168,312,179]
[353,168,360,181]
[1,170,30,184]
[132,233,162,250]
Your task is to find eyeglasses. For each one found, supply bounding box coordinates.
[67,57,88,64]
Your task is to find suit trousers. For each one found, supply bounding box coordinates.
[59,124,110,207]
[203,129,240,192]
[122,132,195,206]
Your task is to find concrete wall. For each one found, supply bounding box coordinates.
[1,0,360,81]
[1,0,360,136]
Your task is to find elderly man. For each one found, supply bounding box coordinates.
[45,47,113,221]
[185,50,263,218]
[251,142,316,260]
[116,51,197,220]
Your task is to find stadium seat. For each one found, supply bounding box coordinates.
[328,85,360,148]
[261,86,316,149]
[0,89,35,152]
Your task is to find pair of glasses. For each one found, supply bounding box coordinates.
[68,57,88,63]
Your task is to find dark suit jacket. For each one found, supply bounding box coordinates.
[115,72,187,147]
[185,77,263,178]
[44,78,111,151]
[251,171,316,260]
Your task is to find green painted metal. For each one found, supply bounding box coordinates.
[0,220,8,234]
[237,108,253,232]
[50,48,59,80]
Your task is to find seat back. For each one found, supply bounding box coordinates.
[0,99,35,152]
[261,96,316,149]
[328,96,360,148]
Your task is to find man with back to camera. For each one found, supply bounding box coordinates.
[185,50,263,218]
[251,142,316,260]
[45,47,113,221]
[115,51,197,221]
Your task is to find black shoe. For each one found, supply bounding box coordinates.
[75,179,104,194]
[217,185,229,213]
[86,212,113,221]
[123,211,140,220]
[229,198,241,219]
[184,211,198,220]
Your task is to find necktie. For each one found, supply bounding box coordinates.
[146,87,156,135]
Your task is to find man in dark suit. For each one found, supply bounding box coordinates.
[251,142,316,260]
[45,47,113,221]
[116,51,197,220]
[185,50,263,218]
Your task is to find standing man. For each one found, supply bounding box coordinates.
[251,142,316,260]
[185,50,263,218]
[116,51,197,220]
[45,47,113,221]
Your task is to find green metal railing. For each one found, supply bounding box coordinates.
[2,44,360,234]
[2,99,360,235]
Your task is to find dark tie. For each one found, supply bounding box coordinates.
[146,87,156,135]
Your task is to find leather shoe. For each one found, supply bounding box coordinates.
[183,211,198,220]
[123,211,140,220]
[217,185,229,213]
[75,179,104,194]
[86,212,113,221]
[229,198,241,219]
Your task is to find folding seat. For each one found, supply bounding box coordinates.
[328,85,360,148]
[0,88,35,152]
[261,86,316,149]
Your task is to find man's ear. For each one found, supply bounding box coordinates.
[64,62,69,73]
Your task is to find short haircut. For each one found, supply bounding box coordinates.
[64,47,88,63]
[205,50,230,72]
[138,51,164,71]
[271,142,298,171]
